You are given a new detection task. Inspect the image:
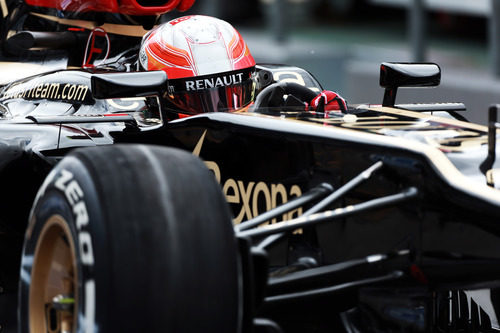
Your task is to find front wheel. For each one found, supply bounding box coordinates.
[19,144,241,332]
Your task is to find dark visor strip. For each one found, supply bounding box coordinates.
[166,67,255,94]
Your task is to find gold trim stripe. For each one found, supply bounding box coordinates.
[30,12,150,37]
[370,106,487,132]
[192,130,207,157]
[231,111,500,204]
[0,0,7,18]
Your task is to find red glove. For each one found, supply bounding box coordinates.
[309,90,347,113]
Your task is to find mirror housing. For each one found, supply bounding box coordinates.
[380,62,441,107]
[91,71,167,99]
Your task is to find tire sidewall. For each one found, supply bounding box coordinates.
[19,145,242,332]
[19,156,109,333]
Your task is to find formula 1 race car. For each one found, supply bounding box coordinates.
[1,1,500,333]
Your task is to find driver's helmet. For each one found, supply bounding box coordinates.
[139,15,256,115]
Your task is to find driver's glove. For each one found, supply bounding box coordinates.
[309,90,348,113]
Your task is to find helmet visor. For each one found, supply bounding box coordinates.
[164,68,255,114]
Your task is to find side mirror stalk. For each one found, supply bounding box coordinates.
[480,105,499,187]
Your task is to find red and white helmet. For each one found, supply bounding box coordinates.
[139,15,256,115]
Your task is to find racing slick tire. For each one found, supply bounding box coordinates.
[18,144,240,333]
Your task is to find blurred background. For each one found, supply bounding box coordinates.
[165,0,500,124]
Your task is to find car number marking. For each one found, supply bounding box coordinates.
[273,70,321,93]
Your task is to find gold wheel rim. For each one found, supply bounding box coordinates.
[30,215,78,333]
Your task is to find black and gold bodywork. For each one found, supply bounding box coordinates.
[0,60,499,332]
[0,4,500,332]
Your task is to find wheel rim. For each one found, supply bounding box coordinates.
[30,215,78,333]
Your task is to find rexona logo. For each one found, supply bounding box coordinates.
[193,131,303,224]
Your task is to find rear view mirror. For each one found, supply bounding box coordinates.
[91,71,167,99]
[380,62,440,107]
